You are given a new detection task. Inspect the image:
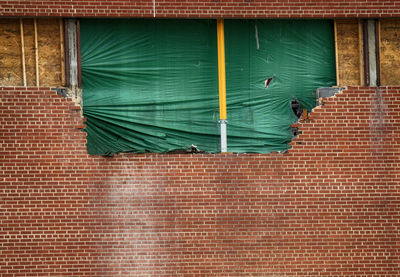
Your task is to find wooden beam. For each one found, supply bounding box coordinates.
[334,20,340,86]
[358,20,363,85]
[362,20,370,86]
[378,20,382,72]
[76,20,82,88]
[64,19,70,87]
[60,18,65,86]
[34,18,39,86]
[376,19,381,86]
[19,18,27,87]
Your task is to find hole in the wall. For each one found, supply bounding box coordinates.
[52,87,67,98]
[80,19,335,155]
[291,99,303,118]
[165,145,206,154]
[291,127,300,136]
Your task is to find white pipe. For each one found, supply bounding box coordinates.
[219,119,227,152]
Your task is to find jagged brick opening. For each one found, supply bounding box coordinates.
[2,1,400,276]
[1,86,399,276]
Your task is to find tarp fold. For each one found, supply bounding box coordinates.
[81,19,335,155]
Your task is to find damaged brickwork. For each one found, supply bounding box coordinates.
[2,1,400,276]
[0,86,399,276]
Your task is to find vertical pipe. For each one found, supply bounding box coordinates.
[217,19,227,152]
[34,18,39,86]
[19,18,27,87]
[220,120,227,153]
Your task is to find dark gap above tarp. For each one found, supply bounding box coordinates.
[80,19,336,155]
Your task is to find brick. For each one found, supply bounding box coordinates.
[1,0,400,18]
[1,4,400,274]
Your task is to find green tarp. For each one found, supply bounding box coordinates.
[81,19,335,155]
[225,20,336,153]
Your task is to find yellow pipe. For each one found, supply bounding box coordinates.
[217,19,227,120]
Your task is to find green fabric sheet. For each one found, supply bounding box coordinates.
[225,20,336,152]
[81,19,336,155]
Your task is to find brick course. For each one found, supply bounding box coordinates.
[1,86,399,276]
[2,0,400,18]
[1,1,400,274]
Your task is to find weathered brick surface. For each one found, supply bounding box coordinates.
[1,86,399,276]
[2,0,400,18]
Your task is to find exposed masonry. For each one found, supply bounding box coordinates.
[53,86,82,107]
[2,0,400,18]
[1,86,399,276]
[2,1,400,276]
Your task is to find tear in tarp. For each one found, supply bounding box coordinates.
[224,19,336,153]
[81,19,335,155]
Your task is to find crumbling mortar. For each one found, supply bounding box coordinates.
[52,86,82,108]
[289,87,347,149]
[67,86,82,108]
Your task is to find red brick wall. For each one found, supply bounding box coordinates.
[1,86,399,276]
[2,0,400,18]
